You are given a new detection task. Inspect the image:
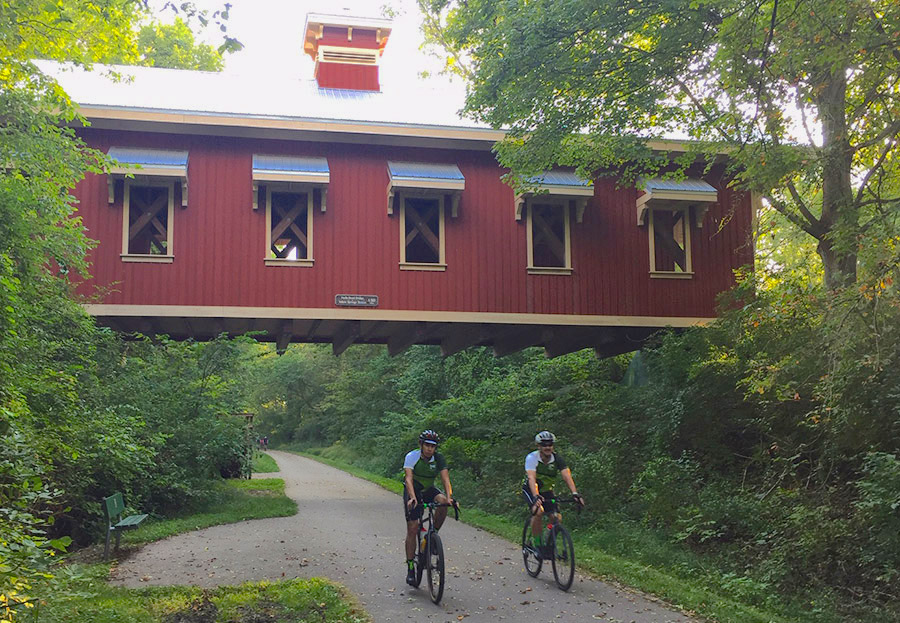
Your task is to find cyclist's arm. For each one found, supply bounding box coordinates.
[526,470,540,498]
[404,468,418,502]
[560,467,581,500]
[439,468,452,501]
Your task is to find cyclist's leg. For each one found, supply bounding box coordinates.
[523,484,544,540]
[403,486,424,560]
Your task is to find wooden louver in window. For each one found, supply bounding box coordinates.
[270,192,309,260]
[531,204,567,268]
[404,197,440,264]
[128,186,169,255]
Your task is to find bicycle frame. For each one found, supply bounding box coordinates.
[522,496,582,590]
[414,501,459,604]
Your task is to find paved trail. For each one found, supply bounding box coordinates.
[111,451,695,623]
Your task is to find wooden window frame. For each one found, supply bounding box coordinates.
[648,206,694,279]
[264,185,314,267]
[121,179,175,263]
[526,197,572,275]
[399,192,446,271]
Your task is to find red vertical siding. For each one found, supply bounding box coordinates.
[73,129,754,320]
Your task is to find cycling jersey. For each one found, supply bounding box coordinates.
[403,449,447,489]
[523,450,568,492]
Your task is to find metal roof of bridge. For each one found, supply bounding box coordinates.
[38,61,484,133]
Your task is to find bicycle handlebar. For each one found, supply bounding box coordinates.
[530,496,584,515]
[422,501,460,521]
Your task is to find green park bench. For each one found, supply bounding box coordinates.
[103,492,148,559]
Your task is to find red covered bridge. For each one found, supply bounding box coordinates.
[56,12,755,357]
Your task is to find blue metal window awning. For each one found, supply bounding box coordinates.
[107,147,189,206]
[515,171,593,222]
[387,161,466,216]
[636,177,718,227]
[252,155,331,211]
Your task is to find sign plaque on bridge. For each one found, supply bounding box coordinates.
[335,294,379,308]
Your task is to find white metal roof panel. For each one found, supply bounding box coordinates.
[527,171,592,188]
[253,155,329,174]
[38,61,487,133]
[388,161,465,181]
[107,147,188,168]
[642,178,716,195]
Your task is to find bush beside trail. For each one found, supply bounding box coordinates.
[256,276,900,622]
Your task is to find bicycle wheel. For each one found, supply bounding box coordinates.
[550,525,575,591]
[521,516,542,577]
[426,532,445,604]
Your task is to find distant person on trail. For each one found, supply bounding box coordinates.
[523,431,584,552]
[402,429,454,586]
[263,436,268,450]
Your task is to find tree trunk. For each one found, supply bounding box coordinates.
[816,68,858,289]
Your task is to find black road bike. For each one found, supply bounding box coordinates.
[411,501,459,604]
[521,496,581,591]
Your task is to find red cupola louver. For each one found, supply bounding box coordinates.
[303,13,393,92]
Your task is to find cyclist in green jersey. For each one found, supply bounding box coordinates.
[403,429,455,585]
[523,431,584,551]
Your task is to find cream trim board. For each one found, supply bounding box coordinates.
[525,198,572,271]
[84,303,717,328]
[252,171,330,184]
[79,107,732,156]
[527,267,573,276]
[531,184,593,197]
[400,262,447,272]
[122,179,175,258]
[265,258,314,267]
[390,178,465,192]
[120,254,174,264]
[648,206,692,275]
[265,187,314,263]
[109,165,186,178]
[399,194,445,266]
[651,271,694,279]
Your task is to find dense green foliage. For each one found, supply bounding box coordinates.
[253,271,900,620]
[122,478,296,546]
[418,0,900,288]
[0,3,245,619]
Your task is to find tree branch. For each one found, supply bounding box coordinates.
[766,194,821,238]
[853,139,895,208]
[866,5,900,64]
[785,180,824,235]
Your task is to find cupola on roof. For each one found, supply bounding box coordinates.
[303,12,393,91]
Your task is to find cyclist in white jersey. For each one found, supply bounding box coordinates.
[402,429,454,585]
[523,431,584,551]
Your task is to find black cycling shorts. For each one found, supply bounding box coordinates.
[403,484,443,521]
[522,484,558,514]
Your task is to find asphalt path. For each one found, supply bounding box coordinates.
[110,450,696,623]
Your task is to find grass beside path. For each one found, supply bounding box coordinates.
[39,564,370,623]
[291,449,805,623]
[41,476,368,623]
[124,478,296,545]
[252,451,280,473]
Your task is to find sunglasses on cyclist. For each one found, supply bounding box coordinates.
[539,442,554,447]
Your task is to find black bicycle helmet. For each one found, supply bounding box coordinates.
[419,429,440,445]
[535,430,556,444]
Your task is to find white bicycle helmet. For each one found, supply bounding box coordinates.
[535,430,556,444]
